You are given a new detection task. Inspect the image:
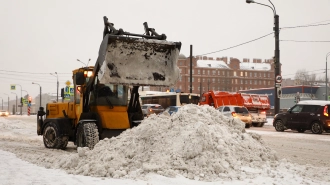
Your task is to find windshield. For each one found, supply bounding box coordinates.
[234,107,249,114]
[90,84,128,106]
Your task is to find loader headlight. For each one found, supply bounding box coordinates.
[84,71,93,78]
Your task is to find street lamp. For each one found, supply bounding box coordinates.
[3,93,9,112]
[246,0,281,114]
[77,58,91,67]
[11,92,18,115]
[326,52,330,100]
[15,84,22,115]
[50,72,59,102]
[32,82,42,107]
[0,97,3,110]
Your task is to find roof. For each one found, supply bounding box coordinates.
[240,62,271,71]
[297,100,330,106]
[197,60,230,69]
[196,59,271,71]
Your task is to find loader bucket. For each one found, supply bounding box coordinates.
[97,34,181,86]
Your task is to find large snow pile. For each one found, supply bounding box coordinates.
[57,104,279,181]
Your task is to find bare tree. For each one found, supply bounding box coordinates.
[294,69,317,85]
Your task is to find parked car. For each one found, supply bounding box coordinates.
[141,104,164,117]
[273,100,330,134]
[0,110,9,117]
[216,105,252,128]
[163,106,181,115]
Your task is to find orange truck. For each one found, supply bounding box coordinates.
[200,91,270,127]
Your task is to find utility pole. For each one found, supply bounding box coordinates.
[246,0,280,114]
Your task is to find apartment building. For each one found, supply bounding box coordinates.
[150,55,275,95]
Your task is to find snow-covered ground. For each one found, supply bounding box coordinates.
[1,105,330,185]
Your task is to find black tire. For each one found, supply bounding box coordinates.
[259,123,265,127]
[245,123,251,128]
[297,128,306,133]
[43,122,68,149]
[274,120,285,132]
[311,122,323,134]
[76,122,99,150]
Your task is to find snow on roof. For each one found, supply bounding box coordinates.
[240,62,271,70]
[196,59,271,71]
[197,60,230,69]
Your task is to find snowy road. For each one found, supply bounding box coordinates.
[1,108,330,185]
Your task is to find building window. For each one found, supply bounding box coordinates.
[212,78,215,83]
[268,73,270,78]
[203,70,205,75]
[179,75,182,82]
[245,72,247,76]
[212,70,216,75]
[198,69,200,75]
[241,80,243,84]
[179,68,182,73]
[254,72,257,77]
[223,71,225,76]
[198,78,200,83]
[192,69,194,75]
[208,70,210,75]
[264,73,266,77]
[179,61,182,65]
[240,71,243,76]
[218,71,220,75]
[254,80,257,85]
[250,72,252,77]
[192,77,194,82]
[203,79,205,82]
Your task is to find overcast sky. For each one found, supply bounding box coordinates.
[0,0,329,99]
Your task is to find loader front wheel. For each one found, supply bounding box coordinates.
[43,122,68,149]
[76,122,99,150]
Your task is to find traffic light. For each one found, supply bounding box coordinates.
[28,96,32,103]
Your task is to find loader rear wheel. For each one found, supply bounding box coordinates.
[76,122,99,150]
[43,122,68,149]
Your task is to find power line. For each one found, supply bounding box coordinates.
[195,19,330,56]
[280,40,330,43]
[197,32,274,56]
[280,22,330,30]
[0,69,71,75]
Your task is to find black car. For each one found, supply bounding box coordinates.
[273,100,330,134]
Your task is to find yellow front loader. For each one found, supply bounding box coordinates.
[37,16,181,150]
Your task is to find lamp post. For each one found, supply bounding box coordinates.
[11,92,17,115]
[326,52,330,100]
[0,97,3,110]
[3,93,9,112]
[50,72,59,102]
[15,84,22,115]
[32,82,42,107]
[246,0,280,114]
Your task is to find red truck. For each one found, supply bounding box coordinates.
[200,91,270,127]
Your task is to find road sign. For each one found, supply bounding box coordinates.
[275,83,281,87]
[10,84,16,90]
[65,80,71,86]
[275,75,282,83]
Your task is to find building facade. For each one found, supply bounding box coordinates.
[150,55,275,95]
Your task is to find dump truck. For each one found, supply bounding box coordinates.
[199,91,270,127]
[37,16,181,150]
